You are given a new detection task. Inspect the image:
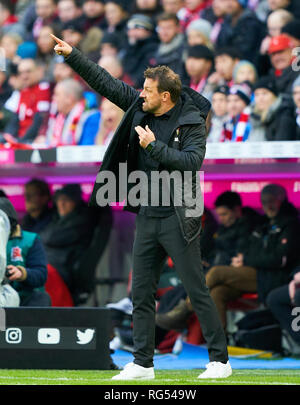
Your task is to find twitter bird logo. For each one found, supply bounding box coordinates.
[76,329,95,345]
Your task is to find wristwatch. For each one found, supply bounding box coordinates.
[146,140,156,152]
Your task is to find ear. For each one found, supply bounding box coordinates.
[162,91,171,102]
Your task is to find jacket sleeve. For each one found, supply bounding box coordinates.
[148,120,207,172]
[23,236,48,288]
[65,47,140,112]
[243,222,300,271]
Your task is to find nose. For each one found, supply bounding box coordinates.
[140,89,145,98]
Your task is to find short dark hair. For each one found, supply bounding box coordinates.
[215,191,242,210]
[144,65,182,103]
[215,47,241,60]
[25,178,51,199]
[0,0,15,14]
[156,12,180,25]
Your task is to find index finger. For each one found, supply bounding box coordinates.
[50,34,63,44]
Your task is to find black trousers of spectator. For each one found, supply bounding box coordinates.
[21,291,52,307]
[132,213,228,368]
[267,285,300,344]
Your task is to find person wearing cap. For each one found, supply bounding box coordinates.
[186,18,213,49]
[249,75,296,141]
[292,75,300,140]
[268,33,299,96]
[207,85,230,142]
[133,0,163,19]
[151,12,185,76]
[40,184,96,297]
[216,0,264,63]
[122,14,159,88]
[61,18,85,50]
[100,32,122,57]
[233,60,258,85]
[52,29,232,380]
[222,82,252,141]
[0,197,50,307]
[184,44,215,100]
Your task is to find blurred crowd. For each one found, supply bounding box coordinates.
[0,0,300,146]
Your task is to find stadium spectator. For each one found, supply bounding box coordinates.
[53,55,75,82]
[0,207,20,307]
[22,179,54,234]
[179,0,212,31]
[82,0,106,31]
[122,14,159,89]
[104,0,130,39]
[61,18,85,50]
[184,45,214,100]
[216,0,264,63]
[161,0,184,15]
[0,32,23,63]
[96,98,124,146]
[151,12,185,75]
[207,85,230,142]
[267,270,300,350]
[206,47,241,93]
[186,18,213,48]
[98,54,134,86]
[0,197,50,307]
[0,0,26,37]
[46,78,100,146]
[132,0,163,19]
[268,33,299,97]
[260,9,294,56]
[31,0,60,41]
[233,60,258,85]
[292,76,300,140]
[264,0,300,19]
[201,0,227,45]
[57,0,83,24]
[249,75,296,141]
[37,25,62,83]
[40,184,96,297]
[0,61,13,109]
[100,32,122,57]
[3,58,51,143]
[222,82,252,142]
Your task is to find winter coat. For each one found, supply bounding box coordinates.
[151,34,185,77]
[121,34,159,89]
[216,9,264,63]
[242,202,300,303]
[65,47,211,244]
[249,96,297,141]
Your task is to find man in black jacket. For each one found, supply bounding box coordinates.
[51,34,231,380]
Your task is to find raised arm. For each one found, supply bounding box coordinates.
[51,34,140,112]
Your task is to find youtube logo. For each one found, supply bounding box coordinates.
[38,328,60,344]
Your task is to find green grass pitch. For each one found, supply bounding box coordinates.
[0,369,299,385]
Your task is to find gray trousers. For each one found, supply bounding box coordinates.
[132,213,228,367]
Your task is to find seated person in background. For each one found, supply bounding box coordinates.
[206,47,241,94]
[267,269,300,354]
[233,60,258,85]
[221,82,252,142]
[151,12,185,76]
[97,54,134,86]
[206,184,300,329]
[292,76,300,140]
[216,0,264,63]
[201,0,228,45]
[268,33,299,97]
[96,98,124,147]
[259,9,294,56]
[22,178,54,234]
[0,197,50,307]
[184,44,214,100]
[249,75,296,141]
[185,18,213,49]
[179,0,211,31]
[0,207,20,307]
[207,85,230,142]
[46,78,100,146]
[0,0,26,37]
[3,58,51,143]
[40,184,96,297]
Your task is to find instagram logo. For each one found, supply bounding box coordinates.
[5,328,22,344]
